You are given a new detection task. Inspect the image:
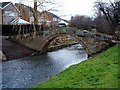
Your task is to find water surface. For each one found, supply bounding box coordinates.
[2,44,88,88]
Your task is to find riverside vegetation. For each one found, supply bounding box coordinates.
[32,44,119,88]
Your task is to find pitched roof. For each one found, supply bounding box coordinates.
[48,12,60,19]
[0,2,10,9]
[15,3,40,16]
[41,11,61,19]
[61,19,69,23]
[11,18,30,24]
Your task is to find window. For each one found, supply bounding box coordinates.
[53,17,57,21]
[4,11,18,16]
[40,17,48,22]
[30,16,34,23]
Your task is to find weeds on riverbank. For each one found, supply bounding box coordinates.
[33,44,119,88]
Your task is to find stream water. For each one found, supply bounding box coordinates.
[2,44,88,88]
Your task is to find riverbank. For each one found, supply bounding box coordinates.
[1,37,35,61]
[33,44,118,88]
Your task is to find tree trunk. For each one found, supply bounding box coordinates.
[34,0,38,25]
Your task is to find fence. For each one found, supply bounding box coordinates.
[1,24,42,36]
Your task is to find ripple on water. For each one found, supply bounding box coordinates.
[2,44,88,88]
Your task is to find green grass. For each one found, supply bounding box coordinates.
[33,44,119,88]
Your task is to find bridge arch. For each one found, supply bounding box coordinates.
[40,33,92,55]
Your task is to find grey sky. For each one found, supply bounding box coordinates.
[1,0,115,20]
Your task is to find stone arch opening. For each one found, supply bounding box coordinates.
[40,33,92,55]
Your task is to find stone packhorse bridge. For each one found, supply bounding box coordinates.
[40,32,92,55]
[9,27,118,56]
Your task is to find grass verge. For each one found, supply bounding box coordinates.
[32,44,119,88]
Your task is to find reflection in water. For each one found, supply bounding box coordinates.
[2,44,88,88]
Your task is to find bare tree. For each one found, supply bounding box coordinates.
[30,0,61,38]
[94,0,120,35]
[94,15,112,34]
[14,0,61,39]
[33,0,61,24]
[69,15,93,30]
[33,0,38,25]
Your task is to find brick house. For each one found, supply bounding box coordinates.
[15,4,62,26]
[0,2,20,24]
[15,3,34,23]
[15,4,65,26]
[39,11,61,26]
[15,3,45,24]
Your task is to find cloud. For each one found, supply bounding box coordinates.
[56,0,96,20]
[1,0,114,20]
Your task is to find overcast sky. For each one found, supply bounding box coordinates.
[1,0,115,20]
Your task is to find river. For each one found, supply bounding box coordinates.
[2,44,88,88]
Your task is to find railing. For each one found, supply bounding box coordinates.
[2,24,41,36]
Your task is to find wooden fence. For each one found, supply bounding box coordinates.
[1,24,42,36]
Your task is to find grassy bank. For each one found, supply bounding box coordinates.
[33,44,119,88]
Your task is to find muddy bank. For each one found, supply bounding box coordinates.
[2,37,35,61]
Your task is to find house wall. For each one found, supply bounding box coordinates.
[2,3,19,24]
[15,4,30,22]
[40,11,53,22]
[15,4,35,23]
[0,9,2,24]
[40,11,59,26]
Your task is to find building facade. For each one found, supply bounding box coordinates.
[39,11,61,26]
[15,3,34,23]
[0,2,20,24]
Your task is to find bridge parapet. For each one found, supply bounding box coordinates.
[43,27,76,37]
